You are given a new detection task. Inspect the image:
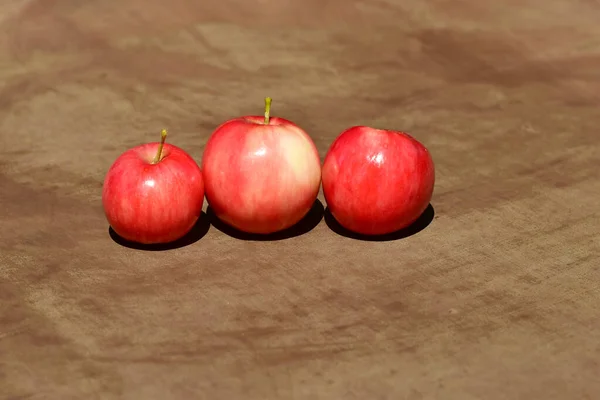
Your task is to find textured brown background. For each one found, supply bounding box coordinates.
[1,0,599,399]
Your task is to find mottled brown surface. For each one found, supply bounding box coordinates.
[1,1,599,399]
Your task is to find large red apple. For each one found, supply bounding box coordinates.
[322,126,435,236]
[201,97,321,234]
[102,129,205,244]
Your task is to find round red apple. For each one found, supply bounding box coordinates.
[102,129,205,244]
[201,97,321,234]
[322,126,435,236]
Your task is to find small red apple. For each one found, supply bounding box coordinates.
[201,97,322,234]
[322,126,435,236]
[102,129,205,244]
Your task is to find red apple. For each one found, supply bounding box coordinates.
[201,97,321,234]
[322,126,435,236]
[102,129,205,244]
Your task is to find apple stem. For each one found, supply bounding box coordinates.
[264,97,272,125]
[152,129,168,164]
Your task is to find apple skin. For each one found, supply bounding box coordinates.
[201,116,322,234]
[102,142,205,244]
[322,126,435,236]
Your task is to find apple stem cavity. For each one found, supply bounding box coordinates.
[152,129,168,164]
[264,97,272,125]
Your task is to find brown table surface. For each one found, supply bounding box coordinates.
[1,1,599,399]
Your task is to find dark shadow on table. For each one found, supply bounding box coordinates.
[324,203,435,242]
[108,211,211,251]
[207,199,324,241]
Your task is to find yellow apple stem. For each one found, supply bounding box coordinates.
[264,97,272,124]
[152,129,168,164]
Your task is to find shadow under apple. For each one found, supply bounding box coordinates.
[324,203,435,242]
[207,199,324,241]
[108,211,211,251]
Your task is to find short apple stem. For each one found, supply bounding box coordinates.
[264,97,272,125]
[152,129,168,164]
